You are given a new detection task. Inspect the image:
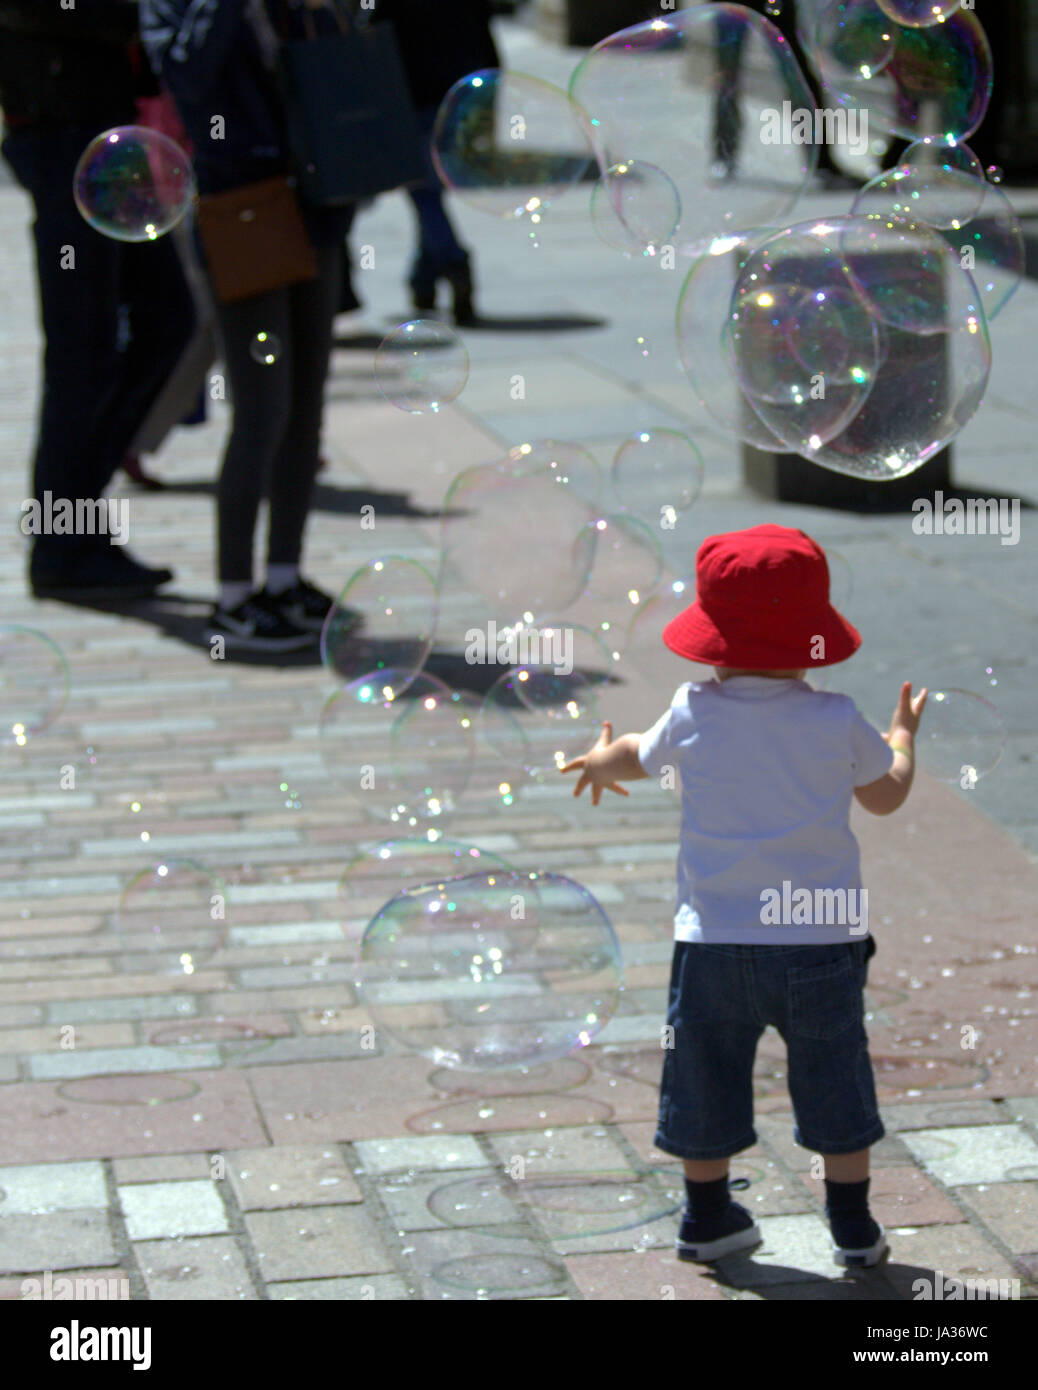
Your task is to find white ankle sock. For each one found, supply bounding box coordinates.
[266,563,299,595]
[220,582,253,611]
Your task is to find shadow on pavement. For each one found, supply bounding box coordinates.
[127,477,446,520]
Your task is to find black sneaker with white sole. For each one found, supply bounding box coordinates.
[208,590,315,652]
[263,578,336,634]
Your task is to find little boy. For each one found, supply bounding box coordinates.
[561,525,927,1267]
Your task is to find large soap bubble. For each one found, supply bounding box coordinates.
[611,429,705,529]
[853,137,987,232]
[0,625,70,747]
[432,70,592,223]
[319,670,475,830]
[812,2,993,142]
[676,231,791,451]
[321,556,437,688]
[374,320,469,413]
[590,160,682,256]
[439,445,598,628]
[356,870,623,1070]
[116,860,226,976]
[339,836,517,929]
[733,215,990,478]
[876,0,963,26]
[570,4,817,257]
[74,126,195,242]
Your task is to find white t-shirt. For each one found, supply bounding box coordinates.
[637,677,894,944]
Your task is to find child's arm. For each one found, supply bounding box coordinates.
[854,682,927,816]
[559,721,650,806]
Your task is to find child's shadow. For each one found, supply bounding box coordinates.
[706,1253,981,1301]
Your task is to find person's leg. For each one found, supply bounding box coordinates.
[264,243,341,579]
[213,286,294,593]
[406,106,471,310]
[712,13,747,170]
[88,221,196,498]
[4,128,122,552]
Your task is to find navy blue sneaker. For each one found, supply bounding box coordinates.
[676,1200,762,1262]
[831,1215,888,1268]
[264,578,337,634]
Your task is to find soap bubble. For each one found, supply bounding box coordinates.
[321,556,437,688]
[0,625,70,747]
[853,140,986,232]
[876,0,962,26]
[611,429,705,527]
[340,836,517,928]
[249,331,282,366]
[73,126,195,242]
[116,860,225,975]
[728,270,882,455]
[941,181,1024,323]
[839,212,969,335]
[815,5,993,142]
[580,514,664,615]
[590,160,681,256]
[319,670,475,830]
[813,0,897,88]
[356,870,622,1069]
[374,320,469,413]
[916,689,1006,785]
[432,70,592,221]
[777,219,989,477]
[440,446,598,628]
[570,4,817,258]
[676,232,790,451]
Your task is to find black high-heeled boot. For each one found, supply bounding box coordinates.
[445,261,477,326]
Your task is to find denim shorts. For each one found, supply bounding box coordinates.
[655,938,885,1160]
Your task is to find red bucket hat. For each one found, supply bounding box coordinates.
[663,525,861,670]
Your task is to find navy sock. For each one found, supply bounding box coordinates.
[824,1177,870,1217]
[685,1175,732,1219]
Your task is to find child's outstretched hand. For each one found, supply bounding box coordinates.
[559,721,632,806]
[882,682,928,745]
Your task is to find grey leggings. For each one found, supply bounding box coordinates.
[213,243,341,583]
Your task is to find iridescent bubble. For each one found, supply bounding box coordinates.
[319,671,475,830]
[727,264,882,455]
[589,160,681,256]
[876,0,962,26]
[339,836,517,927]
[839,212,969,334]
[480,665,603,789]
[356,870,623,1069]
[374,320,469,413]
[439,448,598,627]
[73,126,196,242]
[116,860,225,976]
[321,556,437,688]
[611,429,705,527]
[432,70,592,222]
[676,232,789,451]
[511,621,618,723]
[816,5,993,142]
[580,513,664,615]
[0,625,70,747]
[916,689,1006,785]
[570,5,817,258]
[743,215,991,479]
[814,0,897,86]
[939,180,1024,323]
[853,139,986,231]
[249,331,282,366]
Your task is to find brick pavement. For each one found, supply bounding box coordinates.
[1,18,1037,1303]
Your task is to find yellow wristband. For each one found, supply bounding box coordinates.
[890,741,913,758]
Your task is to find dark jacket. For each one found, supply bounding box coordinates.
[0,0,155,130]
[368,0,499,109]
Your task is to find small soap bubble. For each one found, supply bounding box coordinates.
[374,320,468,414]
[73,125,195,242]
[0,625,70,747]
[249,331,282,366]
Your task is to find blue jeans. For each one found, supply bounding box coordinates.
[655,938,884,1160]
[406,106,468,291]
[2,125,194,561]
